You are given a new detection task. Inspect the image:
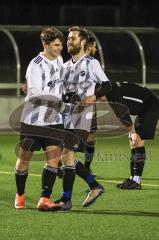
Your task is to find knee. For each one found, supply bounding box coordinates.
[15,157,30,171]
[19,152,32,163]
[62,149,75,166]
[47,157,61,168]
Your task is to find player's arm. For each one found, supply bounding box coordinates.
[91,59,112,96]
[24,63,63,116]
[81,59,112,105]
[26,63,43,96]
[26,63,59,102]
[104,92,140,144]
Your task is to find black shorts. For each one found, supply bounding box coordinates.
[75,131,96,153]
[20,123,65,152]
[63,129,90,151]
[134,98,159,140]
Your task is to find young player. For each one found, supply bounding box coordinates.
[18,27,111,211]
[14,27,66,210]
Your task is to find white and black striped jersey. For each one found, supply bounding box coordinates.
[21,53,64,126]
[63,54,109,98]
[62,54,110,131]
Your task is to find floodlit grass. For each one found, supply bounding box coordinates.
[0,134,159,240]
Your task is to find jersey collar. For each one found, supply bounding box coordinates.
[70,54,87,66]
[39,52,58,64]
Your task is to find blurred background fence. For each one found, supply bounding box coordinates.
[0,26,159,131]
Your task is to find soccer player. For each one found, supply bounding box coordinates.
[57,36,98,176]
[22,36,97,177]
[85,37,97,57]
[14,27,66,210]
[81,36,97,174]
[52,26,112,210]
[18,26,111,211]
[82,80,159,189]
[73,36,97,175]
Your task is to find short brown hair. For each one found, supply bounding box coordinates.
[40,27,65,44]
[68,26,89,43]
[85,37,96,50]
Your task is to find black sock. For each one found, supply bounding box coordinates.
[130,149,135,177]
[84,143,95,170]
[15,169,28,196]
[133,146,146,176]
[75,159,99,189]
[41,165,58,198]
[61,166,76,203]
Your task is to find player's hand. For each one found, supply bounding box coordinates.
[80,95,96,106]
[129,133,140,146]
[100,96,107,101]
[22,82,28,95]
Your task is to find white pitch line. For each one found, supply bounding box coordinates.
[0,171,41,177]
[0,171,159,188]
[98,179,159,187]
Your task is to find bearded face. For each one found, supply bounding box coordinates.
[67,31,82,55]
[67,41,81,55]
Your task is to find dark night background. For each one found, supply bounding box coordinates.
[0,0,159,96]
[0,0,159,26]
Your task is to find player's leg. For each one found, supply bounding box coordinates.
[75,130,104,207]
[56,160,63,178]
[84,133,96,174]
[75,159,98,189]
[125,136,145,189]
[15,123,41,208]
[51,129,82,210]
[129,135,145,187]
[52,129,104,210]
[117,134,145,189]
[37,125,66,210]
[125,104,159,190]
[37,144,62,211]
[75,159,104,207]
[15,147,32,209]
[61,149,76,206]
[50,148,75,211]
[53,150,104,204]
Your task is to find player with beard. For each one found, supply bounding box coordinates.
[20,29,111,211]
[51,26,112,210]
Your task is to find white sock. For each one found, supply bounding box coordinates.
[133,175,141,183]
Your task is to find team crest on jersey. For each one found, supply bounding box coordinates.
[80,71,85,76]
[47,81,53,86]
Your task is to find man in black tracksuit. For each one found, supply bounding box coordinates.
[82,80,159,189]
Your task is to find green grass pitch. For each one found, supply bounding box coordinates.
[0,134,159,240]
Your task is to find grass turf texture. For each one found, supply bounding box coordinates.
[0,134,159,240]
